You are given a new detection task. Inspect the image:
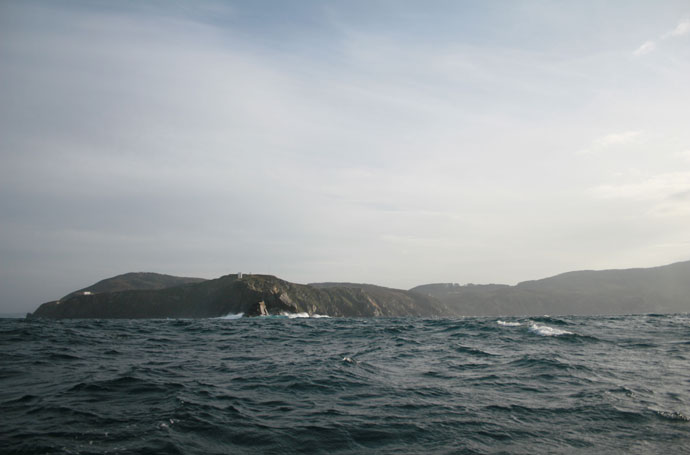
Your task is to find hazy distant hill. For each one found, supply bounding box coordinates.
[411,261,690,316]
[29,274,447,319]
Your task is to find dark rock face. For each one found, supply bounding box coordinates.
[244,296,297,317]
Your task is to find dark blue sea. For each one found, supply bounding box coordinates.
[1,314,689,454]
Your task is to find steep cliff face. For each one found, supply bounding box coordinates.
[29,274,448,319]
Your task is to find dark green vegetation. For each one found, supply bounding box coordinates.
[61,272,206,300]
[28,273,448,319]
[27,261,690,318]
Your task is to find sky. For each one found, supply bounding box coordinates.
[2,0,690,313]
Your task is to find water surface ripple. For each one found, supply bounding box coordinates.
[1,314,689,454]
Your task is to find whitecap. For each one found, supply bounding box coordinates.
[656,410,690,421]
[497,320,521,327]
[216,313,244,319]
[528,323,572,337]
[280,312,330,318]
[282,312,310,318]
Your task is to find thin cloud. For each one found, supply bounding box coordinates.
[633,41,656,56]
[595,131,641,147]
[634,19,690,56]
[663,20,690,38]
[578,131,641,155]
[590,172,690,201]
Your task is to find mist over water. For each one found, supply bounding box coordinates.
[2,315,689,454]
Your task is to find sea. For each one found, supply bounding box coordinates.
[1,314,689,454]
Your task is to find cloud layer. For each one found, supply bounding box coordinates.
[1,1,690,311]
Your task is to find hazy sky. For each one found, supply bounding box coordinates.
[2,1,690,312]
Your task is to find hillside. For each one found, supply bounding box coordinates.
[61,272,207,300]
[411,261,690,316]
[29,274,448,319]
[28,261,690,318]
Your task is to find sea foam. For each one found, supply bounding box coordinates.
[497,320,521,327]
[281,312,330,318]
[528,323,572,337]
[217,313,244,319]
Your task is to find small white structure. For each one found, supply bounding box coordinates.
[81,291,93,295]
[238,272,243,279]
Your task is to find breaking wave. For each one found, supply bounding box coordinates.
[280,312,331,318]
[528,322,573,336]
[497,320,522,326]
[216,312,243,319]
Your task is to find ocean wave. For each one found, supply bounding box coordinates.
[655,410,690,422]
[280,312,330,318]
[3,315,688,455]
[497,320,521,327]
[530,316,571,326]
[528,323,573,337]
[454,345,496,357]
[217,313,244,319]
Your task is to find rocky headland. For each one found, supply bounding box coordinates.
[28,273,447,319]
[27,261,690,318]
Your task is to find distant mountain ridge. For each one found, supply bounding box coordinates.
[27,261,690,318]
[412,260,690,316]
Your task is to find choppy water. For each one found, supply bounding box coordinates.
[1,314,689,454]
